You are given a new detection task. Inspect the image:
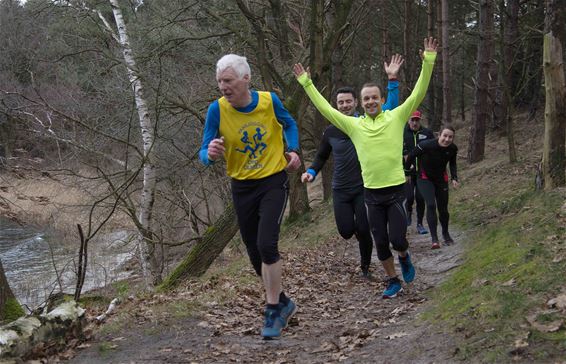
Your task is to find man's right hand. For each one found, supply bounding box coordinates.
[207,136,225,161]
[384,54,404,79]
[301,172,314,183]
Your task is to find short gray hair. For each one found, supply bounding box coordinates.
[216,54,251,79]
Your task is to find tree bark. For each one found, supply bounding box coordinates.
[433,0,443,131]
[426,0,438,130]
[403,0,415,93]
[159,203,239,290]
[108,0,161,284]
[468,0,494,163]
[542,0,566,189]
[0,258,24,323]
[441,0,452,126]
[500,0,519,163]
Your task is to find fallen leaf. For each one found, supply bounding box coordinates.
[311,341,338,353]
[472,278,489,287]
[547,294,566,310]
[526,312,563,333]
[197,321,210,328]
[501,278,516,287]
[385,332,408,340]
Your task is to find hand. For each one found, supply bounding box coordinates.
[301,172,314,183]
[452,180,460,189]
[293,63,310,79]
[405,176,411,183]
[285,151,301,172]
[423,37,439,53]
[207,137,225,161]
[384,54,404,79]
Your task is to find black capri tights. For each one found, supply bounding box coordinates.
[333,186,373,267]
[364,185,409,261]
[231,170,289,276]
[417,179,449,242]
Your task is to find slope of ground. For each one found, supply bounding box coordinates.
[34,111,566,363]
[69,219,464,363]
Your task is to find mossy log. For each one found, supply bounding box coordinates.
[159,203,239,290]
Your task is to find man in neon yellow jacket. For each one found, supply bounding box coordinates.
[293,37,438,299]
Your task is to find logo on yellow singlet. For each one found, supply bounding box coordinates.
[236,122,268,170]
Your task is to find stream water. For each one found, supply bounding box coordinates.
[0,218,134,310]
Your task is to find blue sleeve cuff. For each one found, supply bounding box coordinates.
[199,149,215,166]
[307,168,317,179]
[387,79,399,90]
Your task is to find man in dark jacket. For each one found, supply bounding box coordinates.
[403,110,434,235]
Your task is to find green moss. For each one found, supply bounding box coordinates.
[113,281,130,299]
[2,297,24,322]
[423,179,566,362]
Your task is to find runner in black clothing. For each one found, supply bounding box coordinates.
[403,110,434,235]
[406,126,459,249]
[301,57,403,278]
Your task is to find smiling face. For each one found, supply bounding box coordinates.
[336,92,357,116]
[216,67,251,108]
[360,86,382,118]
[438,128,455,147]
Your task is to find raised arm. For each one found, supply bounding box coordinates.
[293,63,355,136]
[382,55,403,111]
[389,37,438,124]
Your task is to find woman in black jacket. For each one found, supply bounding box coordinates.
[406,126,459,249]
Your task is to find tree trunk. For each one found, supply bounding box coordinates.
[433,0,443,131]
[426,0,438,130]
[310,0,332,202]
[108,0,161,285]
[441,0,452,126]
[403,0,415,94]
[468,0,494,163]
[0,258,24,323]
[501,0,519,163]
[542,0,566,189]
[159,203,239,290]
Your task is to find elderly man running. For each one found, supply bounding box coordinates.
[200,54,300,339]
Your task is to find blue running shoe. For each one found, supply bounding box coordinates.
[261,308,285,339]
[279,299,297,328]
[416,223,428,235]
[382,277,403,299]
[398,253,416,283]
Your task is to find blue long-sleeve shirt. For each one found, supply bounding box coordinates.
[199,90,299,166]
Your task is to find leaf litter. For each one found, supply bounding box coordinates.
[67,228,463,363]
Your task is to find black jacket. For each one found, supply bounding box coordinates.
[406,139,459,183]
[403,124,434,176]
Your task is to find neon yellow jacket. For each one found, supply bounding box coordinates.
[297,51,436,189]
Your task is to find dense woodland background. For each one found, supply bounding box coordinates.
[0,0,564,317]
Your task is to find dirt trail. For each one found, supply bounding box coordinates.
[70,228,464,363]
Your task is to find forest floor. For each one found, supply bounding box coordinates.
[7,112,565,363]
[68,219,465,364]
